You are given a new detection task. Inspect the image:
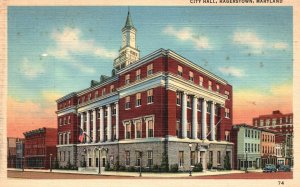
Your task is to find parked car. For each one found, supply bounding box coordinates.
[278,165,291,172]
[263,164,277,172]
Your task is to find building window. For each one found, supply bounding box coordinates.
[272,118,277,126]
[113,125,116,140]
[59,134,62,145]
[147,151,153,167]
[59,118,62,126]
[191,151,195,166]
[125,96,131,109]
[179,151,184,167]
[176,121,180,138]
[176,92,182,105]
[136,69,141,80]
[280,118,282,124]
[254,120,258,126]
[112,105,116,115]
[125,74,130,85]
[251,144,253,152]
[178,65,183,76]
[260,120,264,127]
[187,123,191,138]
[147,89,154,104]
[148,120,154,138]
[197,99,201,111]
[225,131,230,141]
[189,71,194,81]
[110,85,115,93]
[136,121,142,139]
[104,109,107,117]
[187,95,191,108]
[207,103,211,114]
[199,76,203,86]
[88,93,92,101]
[208,81,212,90]
[136,93,141,107]
[136,151,142,166]
[217,151,221,164]
[245,143,248,152]
[209,151,213,164]
[216,84,220,93]
[147,64,153,75]
[95,91,98,98]
[125,151,130,166]
[126,123,131,139]
[225,108,230,118]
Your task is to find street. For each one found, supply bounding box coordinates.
[7,170,292,179]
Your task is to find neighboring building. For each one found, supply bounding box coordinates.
[231,124,261,170]
[275,142,285,165]
[23,127,57,169]
[7,137,19,168]
[253,110,293,134]
[56,10,234,171]
[260,129,276,168]
[16,138,25,169]
[275,133,293,166]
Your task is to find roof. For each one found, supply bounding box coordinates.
[123,10,135,29]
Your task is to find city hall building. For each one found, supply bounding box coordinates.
[56,10,233,171]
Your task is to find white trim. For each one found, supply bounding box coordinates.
[166,73,227,105]
[118,72,165,99]
[77,94,118,113]
[144,115,155,138]
[56,107,76,116]
[132,118,142,139]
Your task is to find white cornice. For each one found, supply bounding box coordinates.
[56,106,77,116]
[166,73,227,105]
[77,93,119,113]
[118,72,165,98]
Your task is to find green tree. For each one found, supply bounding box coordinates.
[224,154,231,170]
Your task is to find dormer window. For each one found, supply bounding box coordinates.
[189,71,194,81]
[125,74,130,85]
[178,65,183,76]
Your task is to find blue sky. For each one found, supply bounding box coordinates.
[7,7,293,136]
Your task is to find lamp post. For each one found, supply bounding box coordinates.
[139,151,143,177]
[245,150,248,173]
[189,143,192,176]
[49,154,52,172]
[22,156,24,172]
[97,147,108,175]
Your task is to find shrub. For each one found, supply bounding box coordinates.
[119,165,126,171]
[224,154,231,170]
[193,163,203,172]
[105,161,110,171]
[152,164,160,172]
[170,164,179,173]
[126,166,136,172]
[207,162,213,169]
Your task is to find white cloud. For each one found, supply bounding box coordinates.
[47,27,117,60]
[163,26,211,49]
[218,66,245,77]
[21,57,45,79]
[273,42,288,50]
[233,31,265,49]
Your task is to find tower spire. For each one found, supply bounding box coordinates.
[123,7,135,29]
[114,9,140,70]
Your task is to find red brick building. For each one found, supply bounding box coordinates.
[56,10,233,171]
[23,127,57,169]
[253,110,293,134]
[253,110,293,166]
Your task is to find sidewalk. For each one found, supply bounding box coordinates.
[8,168,263,177]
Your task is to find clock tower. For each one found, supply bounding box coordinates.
[114,10,140,70]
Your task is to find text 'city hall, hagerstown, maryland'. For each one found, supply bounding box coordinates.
[55,10,233,172]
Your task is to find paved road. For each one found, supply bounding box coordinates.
[179,171,293,179]
[7,171,134,179]
[7,170,292,179]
